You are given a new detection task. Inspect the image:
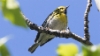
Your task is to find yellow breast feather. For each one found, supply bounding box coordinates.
[55,13,67,24]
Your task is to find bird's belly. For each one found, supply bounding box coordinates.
[48,19,67,30]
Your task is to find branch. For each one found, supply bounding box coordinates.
[21,12,92,45]
[84,0,92,41]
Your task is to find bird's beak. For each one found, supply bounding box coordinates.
[64,5,69,14]
[66,5,69,9]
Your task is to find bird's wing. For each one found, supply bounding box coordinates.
[41,12,53,27]
[34,33,41,42]
[34,12,54,42]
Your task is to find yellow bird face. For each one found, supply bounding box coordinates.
[54,6,69,14]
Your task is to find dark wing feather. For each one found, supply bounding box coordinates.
[34,33,40,42]
[42,12,53,27]
[34,12,54,42]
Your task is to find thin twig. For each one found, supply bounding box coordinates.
[84,0,92,41]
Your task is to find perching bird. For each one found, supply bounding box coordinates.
[28,6,69,53]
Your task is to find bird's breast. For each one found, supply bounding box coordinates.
[48,14,67,30]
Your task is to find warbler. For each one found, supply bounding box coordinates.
[28,6,69,53]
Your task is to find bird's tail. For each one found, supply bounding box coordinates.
[28,43,39,53]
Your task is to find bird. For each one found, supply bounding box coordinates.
[28,6,69,53]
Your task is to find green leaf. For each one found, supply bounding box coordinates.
[0,36,10,56]
[56,43,78,56]
[82,45,100,56]
[0,45,10,56]
[1,0,27,28]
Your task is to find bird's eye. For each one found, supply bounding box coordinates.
[60,8,63,10]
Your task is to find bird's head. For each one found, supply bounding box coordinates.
[54,6,69,14]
